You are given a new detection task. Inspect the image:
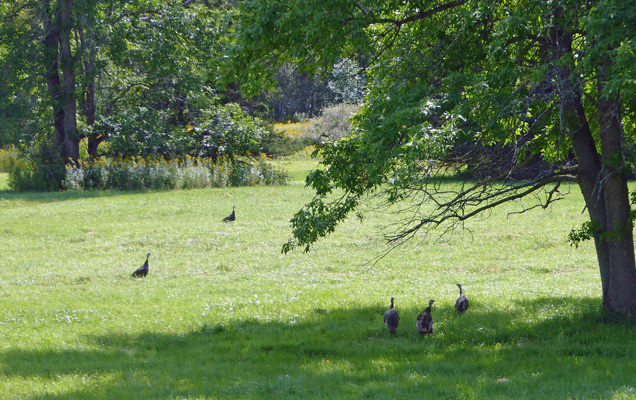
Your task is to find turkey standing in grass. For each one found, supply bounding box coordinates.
[131,253,151,278]
[222,205,236,222]
[416,300,435,334]
[455,283,469,315]
[384,297,399,335]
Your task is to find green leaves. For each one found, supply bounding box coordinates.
[224,0,374,96]
[283,193,359,253]
[1,0,234,160]
[224,0,636,252]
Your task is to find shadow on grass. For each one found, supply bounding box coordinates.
[0,188,169,204]
[2,297,635,399]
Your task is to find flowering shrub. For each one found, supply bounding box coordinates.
[304,103,360,143]
[62,155,288,191]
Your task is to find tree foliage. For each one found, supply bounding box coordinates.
[229,0,636,315]
[0,0,267,178]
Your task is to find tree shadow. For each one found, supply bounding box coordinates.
[2,297,635,399]
[0,188,170,204]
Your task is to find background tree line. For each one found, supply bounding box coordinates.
[0,0,365,190]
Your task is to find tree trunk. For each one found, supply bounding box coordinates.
[555,28,636,315]
[41,0,79,163]
[83,71,97,153]
[597,93,636,314]
[42,3,66,150]
[78,14,102,159]
[58,0,79,162]
[564,95,616,309]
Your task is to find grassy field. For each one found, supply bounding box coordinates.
[0,166,635,399]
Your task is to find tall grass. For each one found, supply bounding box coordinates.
[0,165,633,399]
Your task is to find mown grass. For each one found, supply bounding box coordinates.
[0,166,634,399]
[271,148,320,183]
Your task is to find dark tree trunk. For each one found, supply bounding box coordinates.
[58,0,79,162]
[78,14,102,159]
[555,28,636,315]
[554,29,611,304]
[84,76,104,158]
[83,72,97,155]
[563,94,615,309]
[42,6,66,151]
[41,0,79,163]
[597,93,636,314]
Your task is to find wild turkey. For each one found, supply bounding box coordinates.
[222,205,236,222]
[383,297,399,335]
[416,299,435,334]
[131,253,151,277]
[455,284,469,314]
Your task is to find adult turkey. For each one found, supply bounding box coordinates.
[131,253,151,278]
[384,297,399,335]
[416,300,435,334]
[222,205,236,222]
[455,284,469,314]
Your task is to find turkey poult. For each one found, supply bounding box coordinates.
[455,283,469,314]
[222,205,236,222]
[416,300,435,334]
[384,297,400,335]
[131,253,151,278]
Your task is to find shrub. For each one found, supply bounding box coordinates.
[62,155,288,191]
[257,157,290,185]
[0,146,20,173]
[7,144,66,192]
[271,121,308,138]
[304,103,360,143]
[174,104,266,161]
[261,126,307,158]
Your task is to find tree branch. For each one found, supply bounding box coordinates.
[385,172,576,246]
[372,1,466,27]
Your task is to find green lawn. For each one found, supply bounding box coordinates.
[0,165,634,399]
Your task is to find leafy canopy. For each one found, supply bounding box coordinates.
[232,0,636,252]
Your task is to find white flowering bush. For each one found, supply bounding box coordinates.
[304,103,360,143]
[178,164,212,189]
[62,155,288,191]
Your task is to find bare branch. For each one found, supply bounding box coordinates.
[507,180,565,217]
[384,172,576,246]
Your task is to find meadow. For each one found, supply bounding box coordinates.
[0,165,635,400]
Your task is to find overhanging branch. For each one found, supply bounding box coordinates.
[372,1,467,27]
[384,172,576,246]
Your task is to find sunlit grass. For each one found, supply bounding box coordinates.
[0,163,633,399]
[272,147,320,183]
